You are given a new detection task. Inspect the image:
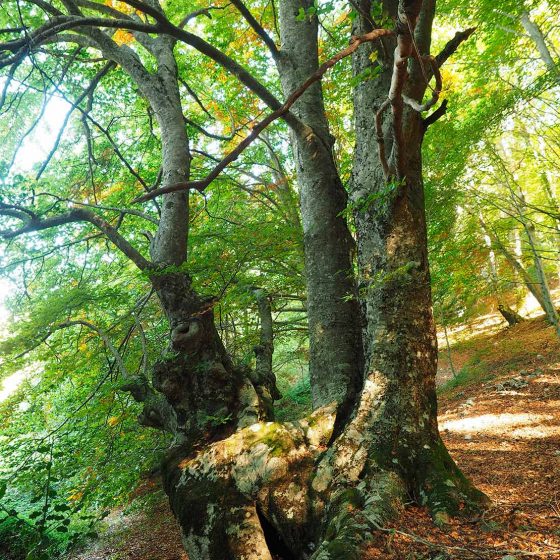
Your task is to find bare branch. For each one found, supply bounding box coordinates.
[435,27,476,68]
[178,6,226,28]
[402,55,441,112]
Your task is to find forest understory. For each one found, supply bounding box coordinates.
[64,311,560,560]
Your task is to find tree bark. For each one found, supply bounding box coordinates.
[498,303,524,326]
[119,36,264,441]
[339,0,488,530]
[0,2,492,557]
[157,3,488,559]
[251,287,281,420]
[275,0,364,414]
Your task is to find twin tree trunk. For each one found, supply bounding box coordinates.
[127,2,488,558]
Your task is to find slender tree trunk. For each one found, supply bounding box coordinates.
[539,170,560,281]
[251,287,281,420]
[505,179,560,336]
[520,12,559,82]
[523,218,560,336]
[482,224,523,325]
[479,217,550,311]
[443,322,457,377]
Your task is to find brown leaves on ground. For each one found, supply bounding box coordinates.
[365,315,560,559]
[70,316,559,560]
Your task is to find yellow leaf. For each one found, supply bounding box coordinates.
[113,29,134,46]
[107,416,119,427]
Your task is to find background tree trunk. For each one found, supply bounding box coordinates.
[251,287,281,420]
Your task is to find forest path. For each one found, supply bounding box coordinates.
[366,314,560,559]
[66,493,187,560]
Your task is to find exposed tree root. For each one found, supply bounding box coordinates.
[160,405,489,560]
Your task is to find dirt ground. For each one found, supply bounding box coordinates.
[68,315,560,560]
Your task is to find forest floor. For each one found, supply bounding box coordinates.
[365,313,560,559]
[67,313,560,560]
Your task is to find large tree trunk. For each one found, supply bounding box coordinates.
[338,0,487,529]
[276,0,364,414]
[121,3,488,558]
[128,37,264,441]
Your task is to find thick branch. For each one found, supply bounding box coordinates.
[0,207,151,270]
[387,0,424,178]
[422,98,448,127]
[135,27,395,202]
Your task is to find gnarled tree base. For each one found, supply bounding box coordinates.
[161,406,489,560]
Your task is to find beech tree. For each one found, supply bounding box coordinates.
[0,1,490,558]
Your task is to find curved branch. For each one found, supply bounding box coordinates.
[134,27,395,202]
[402,55,441,112]
[57,319,132,381]
[178,6,226,28]
[0,15,158,55]
[0,206,151,270]
[36,60,116,178]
